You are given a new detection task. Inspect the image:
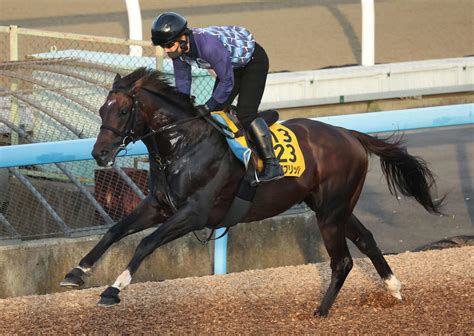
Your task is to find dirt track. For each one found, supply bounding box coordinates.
[0,246,472,334]
[1,0,473,71]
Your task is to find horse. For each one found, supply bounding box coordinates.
[60,67,444,317]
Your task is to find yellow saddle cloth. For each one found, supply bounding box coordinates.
[212,111,306,177]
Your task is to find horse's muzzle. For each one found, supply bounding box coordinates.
[92,147,117,167]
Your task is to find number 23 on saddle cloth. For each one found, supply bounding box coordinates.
[211,111,306,177]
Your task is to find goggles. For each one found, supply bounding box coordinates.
[160,41,177,49]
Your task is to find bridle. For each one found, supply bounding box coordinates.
[100,87,201,152]
[99,89,138,150]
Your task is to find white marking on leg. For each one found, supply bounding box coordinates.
[76,266,91,274]
[384,274,402,300]
[112,269,132,290]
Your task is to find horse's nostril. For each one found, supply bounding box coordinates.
[100,150,109,156]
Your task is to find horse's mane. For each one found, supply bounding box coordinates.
[113,67,195,110]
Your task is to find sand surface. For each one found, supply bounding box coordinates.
[0,246,472,334]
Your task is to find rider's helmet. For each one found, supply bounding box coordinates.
[151,12,188,46]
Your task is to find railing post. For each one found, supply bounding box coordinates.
[9,25,19,61]
[214,228,228,275]
[125,0,143,56]
[9,25,20,145]
[155,46,164,71]
[361,0,375,66]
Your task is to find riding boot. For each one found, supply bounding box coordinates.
[248,117,285,183]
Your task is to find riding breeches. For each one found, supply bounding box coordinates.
[213,43,269,130]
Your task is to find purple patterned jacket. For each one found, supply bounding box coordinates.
[172,26,256,110]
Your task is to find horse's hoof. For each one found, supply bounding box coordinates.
[60,268,85,287]
[97,287,121,307]
[314,307,329,317]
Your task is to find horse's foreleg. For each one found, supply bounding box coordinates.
[345,214,402,300]
[60,197,163,288]
[315,213,353,317]
[97,203,205,306]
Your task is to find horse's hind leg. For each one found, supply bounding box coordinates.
[60,197,162,287]
[313,210,354,317]
[345,214,402,300]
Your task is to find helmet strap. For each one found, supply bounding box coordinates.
[179,35,189,53]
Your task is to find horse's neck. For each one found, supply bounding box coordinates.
[143,120,215,165]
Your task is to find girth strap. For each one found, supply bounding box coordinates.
[193,158,258,244]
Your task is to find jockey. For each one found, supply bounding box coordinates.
[151,12,284,183]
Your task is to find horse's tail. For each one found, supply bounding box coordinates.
[350,130,445,215]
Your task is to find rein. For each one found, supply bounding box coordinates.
[102,87,235,152]
[101,88,201,151]
[133,114,202,143]
[137,87,237,141]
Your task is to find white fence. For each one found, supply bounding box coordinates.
[261,57,474,109]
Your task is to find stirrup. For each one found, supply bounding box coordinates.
[253,162,284,185]
[259,172,284,183]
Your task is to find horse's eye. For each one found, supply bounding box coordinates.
[120,108,129,115]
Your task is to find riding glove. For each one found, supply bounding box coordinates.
[196,104,211,117]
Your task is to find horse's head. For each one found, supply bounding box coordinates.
[92,68,197,167]
[92,73,145,167]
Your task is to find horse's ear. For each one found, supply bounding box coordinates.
[113,73,122,84]
[131,82,142,95]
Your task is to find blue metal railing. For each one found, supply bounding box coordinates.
[1,103,472,169]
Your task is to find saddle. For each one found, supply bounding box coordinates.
[224,105,280,131]
[210,108,305,177]
[200,108,306,243]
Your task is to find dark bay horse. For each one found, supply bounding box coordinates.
[60,68,444,316]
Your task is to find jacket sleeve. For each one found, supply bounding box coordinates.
[172,58,192,96]
[195,34,234,110]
